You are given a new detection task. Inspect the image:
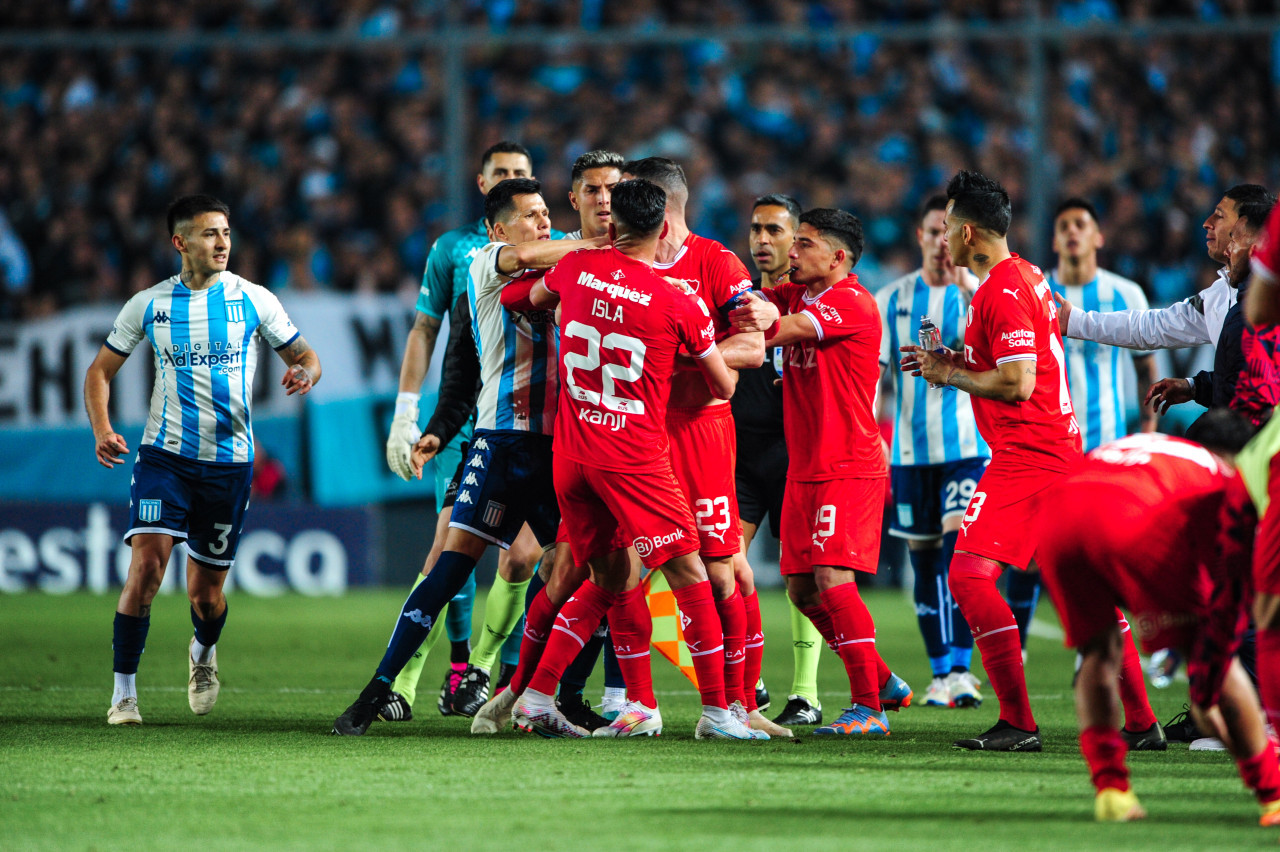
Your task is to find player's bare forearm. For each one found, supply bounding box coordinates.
[719,330,765,370]
[399,312,441,393]
[500,235,609,275]
[84,346,129,467]
[279,335,321,395]
[1135,354,1159,429]
[761,314,818,348]
[697,348,736,401]
[924,353,1034,402]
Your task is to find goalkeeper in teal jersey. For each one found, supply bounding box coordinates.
[382,141,561,719]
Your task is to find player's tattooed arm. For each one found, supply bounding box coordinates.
[904,345,1034,402]
[397,311,442,394]
[279,335,321,396]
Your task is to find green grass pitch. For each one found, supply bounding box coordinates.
[0,588,1272,851]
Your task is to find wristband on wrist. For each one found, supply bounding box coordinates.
[395,391,421,418]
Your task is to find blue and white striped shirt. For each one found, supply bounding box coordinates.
[105,273,299,464]
[467,242,559,434]
[876,271,989,466]
[1048,269,1150,452]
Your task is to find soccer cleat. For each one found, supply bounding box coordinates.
[946,670,983,708]
[556,694,610,733]
[1260,797,1280,827]
[729,701,771,739]
[512,696,589,738]
[437,668,463,716]
[188,639,220,716]
[695,710,769,740]
[1162,705,1201,742]
[600,692,628,722]
[953,719,1041,751]
[1095,787,1147,822]
[925,676,952,707]
[773,695,823,727]
[333,678,391,736]
[749,708,793,738]
[377,691,413,722]
[593,701,663,737]
[879,672,912,711]
[1120,722,1167,751]
[108,697,142,726]
[471,687,517,735]
[813,704,890,736]
[755,678,771,713]
[450,665,490,717]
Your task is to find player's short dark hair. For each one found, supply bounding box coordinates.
[1053,197,1101,225]
[479,141,532,173]
[1234,191,1278,233]
[167,195,231,236]
[571,150,624,185]
[484,178,542,227]
[752,194,802,229]
[621,157,688,209]
[1183,409,1256,454]
[946,170,1012,237]
[799,208,864,267]
[917,195,948,224]
[611,179,667,238]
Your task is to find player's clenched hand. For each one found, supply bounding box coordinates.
[386,408,422,481]
[94,430,128,468]
[281,364,314,396]
[1145,377,1194,415]
[1052,292,1073,336]
[409,433,442,480]
[729,292,780,333]
[900,344,963,385]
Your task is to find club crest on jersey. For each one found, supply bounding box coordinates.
[225,300,244,323]
[138,499,163,523]
[610,269,625,281]
[483,500,506,528]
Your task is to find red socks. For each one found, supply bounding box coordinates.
[821,582,881,710]
[1081,725,1130,793]
[1258,627,1280,731]
[1117,615,1158,732]
[527,581,616,696]
[609,585,656,707]
[671,580,727,708]
[798,602,838,651]
[507,587,560,696]
[743,590,764,713]
[1239,745,1280,804]
[949,552,1036,731]
[715,590,748,707]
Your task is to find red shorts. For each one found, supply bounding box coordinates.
[1037,480,1209,653]
[956,456,1066,569]
[667,404,741,559]
[780,477,883,576]
[554,455,699,570]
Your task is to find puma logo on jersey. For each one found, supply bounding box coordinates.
[1002,289,1020,299]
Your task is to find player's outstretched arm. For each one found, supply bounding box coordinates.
[497,234,609,276]
[693,345,736,401]
[718,329,765,370]
[902,344,1035,402]
[84,346,130,468]
[278,335,321,396]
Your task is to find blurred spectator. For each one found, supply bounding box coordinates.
[252,440,288,501]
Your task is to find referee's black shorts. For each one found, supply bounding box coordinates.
[735,431,788,539]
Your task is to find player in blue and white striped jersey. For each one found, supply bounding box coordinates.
[85,195,320,726]
[332,179,605,736]
[875,196,985,709]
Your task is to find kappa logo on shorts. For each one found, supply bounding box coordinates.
[463,472,480,487]
[468,455,485,469]
[473,437,490,451]
[138,499,163,523]
[456,491,474,505]
[483,501,506,528]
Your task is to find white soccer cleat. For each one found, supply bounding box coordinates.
[471,687,518,735]
[592,701,663,737]
[924,676,952,707]
[512,695,589,738]
[600,692,628,722]
[945,670,982,708]
[188,639,220,716]
[696,710,769,741]
[108,697,142,726]
[748,708,793,738]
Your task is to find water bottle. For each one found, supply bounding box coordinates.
[918,316,944,389]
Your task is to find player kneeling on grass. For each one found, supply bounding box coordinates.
[1036,412,1280,824]
[85,194,320,726]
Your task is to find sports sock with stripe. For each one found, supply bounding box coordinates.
[190,603,227,665]
[1117,615,1158,732]
[609,586,656,707]
[1081,724,1130,793]
[788,600,823,705]
[527,581,615,696]
[376,551,477,681]
[671,580,727,709]
[507,586,560,696]
[558,618,606,699]
[470,574,530,674]
[821,582,881,710]
[909,546,951,677]
[743,590,764,712]
[715,589,748,707]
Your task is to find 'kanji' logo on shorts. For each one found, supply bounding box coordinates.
[138,500,162,523]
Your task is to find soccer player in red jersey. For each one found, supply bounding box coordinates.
[499,178,764,740]
[731,208,910,737]
[900,171,1088,751]
[620,158,773,733]
[1036,419,1280,824]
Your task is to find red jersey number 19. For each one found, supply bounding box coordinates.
[563,321,648,415]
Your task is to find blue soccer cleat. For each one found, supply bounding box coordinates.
[879,672,913,711]
[813,704,890,736]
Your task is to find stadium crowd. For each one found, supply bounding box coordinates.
[1,2,1276,319]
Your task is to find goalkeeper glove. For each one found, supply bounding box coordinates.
[386,392,421,481]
